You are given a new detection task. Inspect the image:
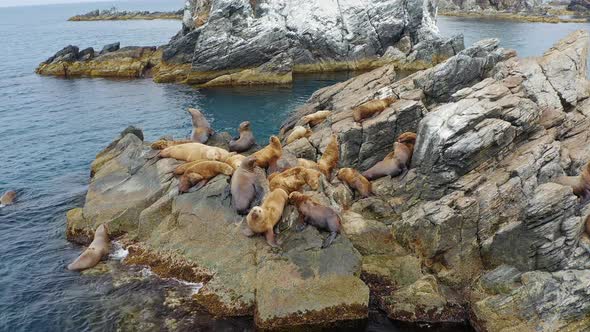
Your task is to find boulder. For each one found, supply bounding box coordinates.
[100,42,120,55]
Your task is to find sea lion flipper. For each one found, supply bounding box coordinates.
[322,232,338,248]
[265,230,279,248]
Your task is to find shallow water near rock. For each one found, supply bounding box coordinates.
[0,1,587,331]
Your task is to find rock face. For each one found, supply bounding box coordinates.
[66,31,590,330]
[38,0,464,86]
[569,0,590,11]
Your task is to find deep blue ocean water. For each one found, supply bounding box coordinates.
[0,1,588,330]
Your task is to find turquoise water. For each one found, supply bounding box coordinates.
[1,1,587,331]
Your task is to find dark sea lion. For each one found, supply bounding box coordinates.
[229,121,256,153]
[244,188,289,247]
[289,192,342,248]
[188,108,213,143]
[337,168,372,198]
[231,156,267,215]
[67,224,110,271]
[352,97,396,123]
[0,190,16,206]
[362,132,417,181]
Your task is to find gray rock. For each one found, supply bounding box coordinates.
[100,42,120,55]
[78,47,94,61]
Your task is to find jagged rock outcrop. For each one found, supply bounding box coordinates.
[38,0,464,86]
[68,8,183,21]
[66,31,590,330]
[438,0,542,12]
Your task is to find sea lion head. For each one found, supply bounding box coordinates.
[336,168,352,181]
[95,224,110,240]
[248,206,264,222]
[397,132,417,145]
[289,191,308,205]
[239,121,251,132]
[242,155,258,170]
[270,136,282,150]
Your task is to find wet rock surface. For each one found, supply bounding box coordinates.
[67,30,590,330]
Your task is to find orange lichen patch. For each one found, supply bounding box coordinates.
[194,292,253,317]
[152,62,192,83]
[255,303,367,330]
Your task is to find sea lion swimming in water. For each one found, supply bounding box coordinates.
[188,108,213,143]
[244,188,289,247]
[67,224,110,271]
[289,192,342,248]
[0,190,16,206]
[229,121,256,153]
[362,132,417,181]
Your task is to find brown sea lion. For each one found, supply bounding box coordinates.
[231,156,266,215]
[298,158,319,170]
[302,110,332,127]
[244,188,289,247]
[555,161,590,202]
[174,160,205,175]
[188,108,213,143]
[337,168,372,198]
[251,136,282,168]
[160,143,232,162]
[229,121,256,153]
[286,126,312,145]
[268,166,321,194]
[0,190,16,206]
[67,224,110,271]
[352,97,396,123]
[151,139,192,150]
[362,132,417,181]
[318,134,339,177]
[289,192,342,248]
[178,161,234,193]
[225,154,247,171]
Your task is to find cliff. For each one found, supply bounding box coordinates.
[37,0,464,86]
[67,31,590,330]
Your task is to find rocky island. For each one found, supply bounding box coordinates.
[68,7,183,21]
[66,29,590,330]
[37,0,464,87]
[439,0,589,23]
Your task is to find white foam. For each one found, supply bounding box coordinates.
[109,242,129,261]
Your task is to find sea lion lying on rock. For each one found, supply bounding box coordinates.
[67,224,110,271]
[189,108,213,143]
[251,136,282,168]
[0,190,16,206]
[268,153,298,175]
[160,143,233,162]
[231,156,267,215]
[318,134,339,177]
[268,166,322,193]
[151,139,193,150]
[286,126,312,145]
[178,161,234,193]
[554,161,590,202]
[225,154,247,171]
[298,158,319,170]
[352,97,396,123]
[337,168,372,198]
[302,110,331,127]
[289,192,342,248]
[362,132,417,181]
[229,121,256,153]
[244,188,289,247]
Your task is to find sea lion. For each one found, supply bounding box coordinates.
[226,154,247,171]
[188,108,213,143]
[318,134,339,177]
[268,166,322,193]
[298,158,319,170]
[337,168,372,198]
[352,97,396,123]
[286,126,312,145]
[179,161,234,193]
[362,132,417,181]
[151,139,192,150]
[244,188,289,247]
[0,190,16,206]
[67,224,110,271]
[174,160,205,175]
[231,156,267,215]
[251,136,282,168]
[302,110,332,127]
[229,121,256,153]
[267,153,298,175]
[289,192,342,248]
[555,161,590,202]
[160,143,232,162]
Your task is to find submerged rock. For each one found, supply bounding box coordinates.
[66,31,590,330]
